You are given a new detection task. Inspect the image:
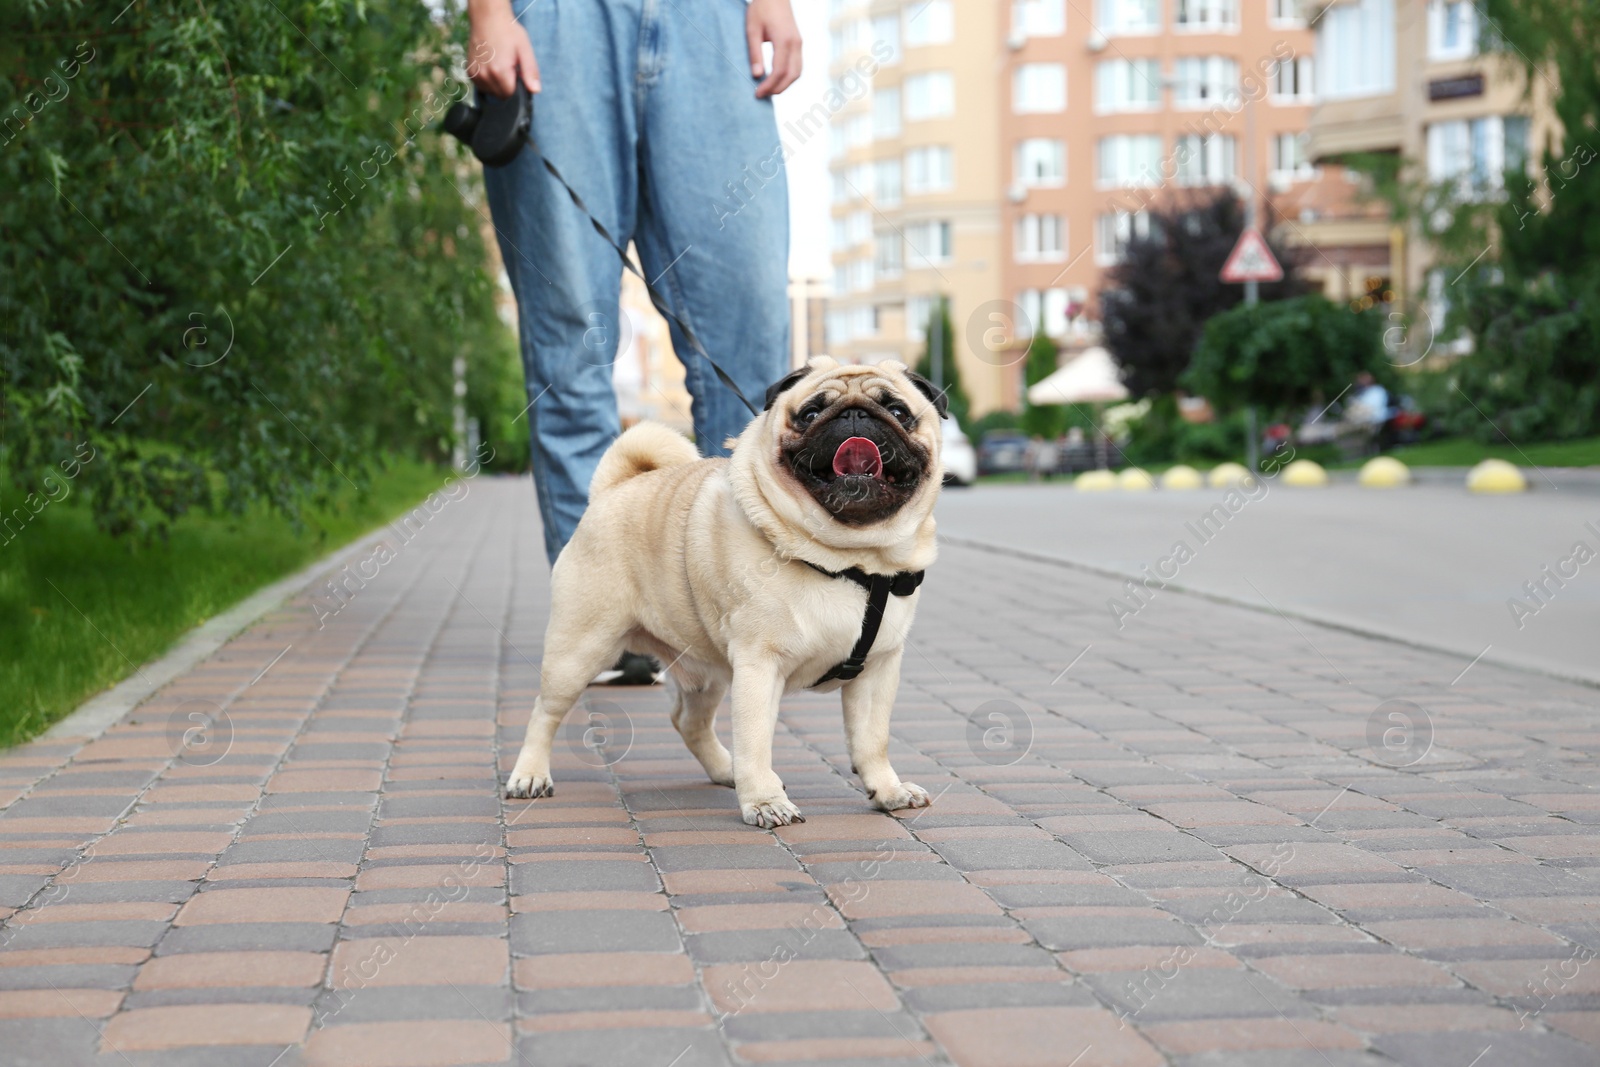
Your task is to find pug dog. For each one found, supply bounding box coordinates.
[505,357,945,827]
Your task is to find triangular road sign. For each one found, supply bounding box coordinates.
[1220,228,1284,284]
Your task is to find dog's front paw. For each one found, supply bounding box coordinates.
[870,781,930,812]
[505,772,554,800]
[741,795,805,829]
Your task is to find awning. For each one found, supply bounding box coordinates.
[1026,346,1130,405]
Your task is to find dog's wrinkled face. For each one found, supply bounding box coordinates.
[765,361,946,526]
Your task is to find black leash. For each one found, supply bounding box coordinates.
[802,561,924,687]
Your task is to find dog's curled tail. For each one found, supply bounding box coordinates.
[590,422,701,496]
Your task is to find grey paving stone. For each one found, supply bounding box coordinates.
[0,1018,102,1067]
[927,839,1094,871]
[368,824,500,847]
[1176,1053,1392,1067]
[242,811,373,835]
[0,919,170,949]
[311,984,512,1023]
[650,845,801,872]
[379,796,502,817]
[901,979,1097,1012]
[718,1009,926,1042]
[1053,831,1223,865]
[123,987,319,1009]
[983,883,1157,908]
[1020,915,1206,950]
[870,943,1058,969]
[519,1027,732,1067]
[806,861,965,884]
[156,922,339,953]
[512,909,681,954]
[685,929,866,963]
[0,964,140,989]
[220,839,367,865]
[1086,968,1314,1022]
[509,861,660,893]
[1373,1030,1595,1067]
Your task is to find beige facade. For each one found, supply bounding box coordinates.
[824,0,1006,414]
[1302,0,1558,318]
[1000,0,1322,380]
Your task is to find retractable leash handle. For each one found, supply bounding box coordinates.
[443,85,761,418]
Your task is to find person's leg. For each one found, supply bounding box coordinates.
[632,0,791,457]
[483,0,643,565]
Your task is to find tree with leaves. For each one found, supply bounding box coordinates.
[1020,331,1066,438]
[912,298,971,428]
[1101,192,1302,398]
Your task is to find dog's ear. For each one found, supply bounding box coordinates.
[905,371,950,420]
[763,367,810,412]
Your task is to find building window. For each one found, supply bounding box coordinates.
[1015,138,1066,187]
[1320,0,1395,100]
[1429,0,1478,61]
[904,0,954,46]
[1014,0,1065,37]
[1015,214,1066,262]
[875,233,903,278]
[873,88,902,138]
[1097,0,1159,35]
[1270,132,1313,180]
[1175,134,1236,185]
[1173,56,1238,108]
[1270,0,1304,25]
[1013,63,1067,113]
[875,158,903,205]
[830,17,869,57]
[1175,0,1238,31]
[871,14,901,63]
[1095,209,1154,264]
[1095,58,1161,113]
[906,294,941,341]
[905,146,954,193]
[1272,55,1314,102]
[904,72,955,120]
[905,220,953,265]
[1098,135,1163,187]
[1428,116,1526,193]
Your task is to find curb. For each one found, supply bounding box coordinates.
[41,523,402,743]
[941,534,1600,692]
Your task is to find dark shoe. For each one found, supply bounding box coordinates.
[596,651,661,686]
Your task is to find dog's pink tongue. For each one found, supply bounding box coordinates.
[832,436,883,478]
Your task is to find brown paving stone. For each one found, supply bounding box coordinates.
[365,845,506,861]
[135,951,327,989]
[1253,953,1457,990]
[925,1006,1163,1067]
[102,1003,312,1050]
[354,864,503,890]
[0,946,149,967]
[643,831,768,846]
[774,814,915,842]
[302,1019,511,1067]
[703,960,898,1013]
[1297,882,1481,909]
[828,880,1002,920]
[175,886,349,925]
[329,936,508,987]
[1452,957,1600,997]
[345,901,505,926]
[0,988,124,1018]
[209,861,359,880]
[889,965,1066,987]
[1188,923,1369,947]
[1144,1018,1365,1054]
[734,1037,938,1061]
[506,826,640,847]
[1546,1012,1600,1046]
[89,831,235,856]
[1365,918,1566,948]
[267,768,384,792]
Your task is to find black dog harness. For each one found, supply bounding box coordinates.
[803,561,924,687]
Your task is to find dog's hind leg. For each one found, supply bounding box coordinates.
[505,626,623,800]
[669,676,734,786]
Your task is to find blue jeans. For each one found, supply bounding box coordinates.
[484,0,791,566]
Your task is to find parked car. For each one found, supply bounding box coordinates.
[977,431,1029,476]
[942,421,977,486]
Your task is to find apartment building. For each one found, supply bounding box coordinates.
[1303,0,1558,315]
[824,0,1007,414]
[1000,0,1321,357]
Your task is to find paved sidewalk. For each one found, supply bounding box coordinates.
[2,476,1599,1067]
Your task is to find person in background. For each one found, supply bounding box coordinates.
[467,0,802,683]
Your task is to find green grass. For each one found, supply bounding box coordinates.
[1370,436,1600,469]
[0,459,448,746]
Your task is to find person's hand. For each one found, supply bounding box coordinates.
[746,0,802,98]
[467,0,539,97]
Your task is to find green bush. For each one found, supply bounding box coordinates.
[1184,295,1387,420]
[1122,394,1247,465]
[1,0,517,536]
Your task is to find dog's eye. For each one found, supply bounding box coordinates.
[797,405,822,426]
[886,401,911,421]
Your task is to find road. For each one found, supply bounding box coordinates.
[938,479,1600,687]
